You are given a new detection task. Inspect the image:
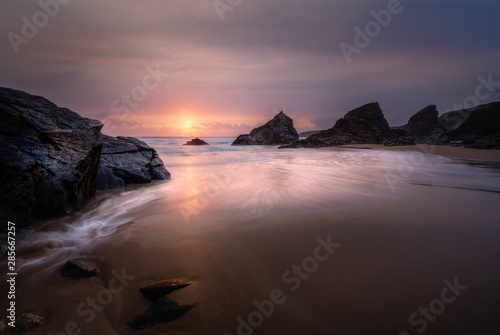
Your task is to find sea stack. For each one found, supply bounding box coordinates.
[232,111,299,145]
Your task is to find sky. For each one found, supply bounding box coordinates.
[1,0,499,137]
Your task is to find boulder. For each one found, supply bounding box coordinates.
[232,111,299,145]
[0,87,102,230]
[402,105,446,141]
[128,297,193,330]
[140,279,193,300]
[97,135,170,190]
[281,102,394,148]
[61,259,100,279]
[183,138,209,145]
[0,87,170,232]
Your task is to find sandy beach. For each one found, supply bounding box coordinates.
[2,141,500,335]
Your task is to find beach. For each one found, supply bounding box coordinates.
[2,139,500,335]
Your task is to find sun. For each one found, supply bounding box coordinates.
[184,121,192,129]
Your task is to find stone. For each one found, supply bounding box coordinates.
[232,111,299,145]
[183,138,209,145]
[381,129,415,146]
[280,102,392,148]
[402,105,446,141]
[97,135,170,189]
[140,279,193,300]
[128,297,193,330]
[61,259,100,279]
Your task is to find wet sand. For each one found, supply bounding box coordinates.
[341,144,500,161]
[1,144,500,335]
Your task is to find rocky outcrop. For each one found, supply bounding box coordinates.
[183,138,208,145]
[0,87,102,230]
[281,102,405,148]
[402,105,446,141]
[97,135,170,189]
[0,87,170,232]
[445,102,500,149]
[381,129,415,146]
[232,111,299,145]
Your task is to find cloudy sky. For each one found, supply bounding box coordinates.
[1,0,499,136]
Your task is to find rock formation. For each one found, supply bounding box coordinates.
[445,102,500,149]
[402,105,446,141]
[183,138,209,145]
[0,87,170,231]
[281,102,414,148]
[98,135,170,189]
[232,111,299,145]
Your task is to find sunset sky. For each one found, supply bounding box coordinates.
[1,0,499,137]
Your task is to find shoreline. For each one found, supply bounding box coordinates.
[338,144,500,162]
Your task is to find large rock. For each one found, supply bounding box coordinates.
[140,279,193,300]
[0,87,102,230]
[97,135,170,189]
[0,87,170,232]
[402,105,446,141]
[281,102,399,148]
[232,111,299,145]
[445,102,500,149]
[61,259,100,279]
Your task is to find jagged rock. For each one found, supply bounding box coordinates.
[61,259,100,279]
[402,105,446,141]
[128,297,193,330]
[97,135,170,190]
[183,138,208,145]
[280,102,391,148]
[0,87,102,231]
[140,279,193,300]
[232,111,299,145]
[381,129,415,146]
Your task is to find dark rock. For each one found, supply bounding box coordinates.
[97,135,170,190]
[445,102,500,142]
[140,279,193,300]
[0,87,171,231]
[381,129,415,146]
[402,105,446,141]
[0,87,102,231]
[439,109,471,132]
[232,111,299,145]
[280,102,391,148]
[15,313,44,333]
[128,297,193,330]
[61,259,100,279]
[183,138,208,145]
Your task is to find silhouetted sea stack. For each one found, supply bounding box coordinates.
[184,138,209,145]
[402,105,446,142]
[0,87,170,231]
[281,102,414,148]
[232,111,299,145]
